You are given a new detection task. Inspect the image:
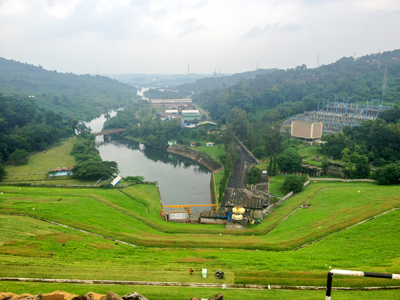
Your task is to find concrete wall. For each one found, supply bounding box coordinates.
[166,144,223,172]
[199,218,226,224]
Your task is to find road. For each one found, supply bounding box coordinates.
[220,141,257,209]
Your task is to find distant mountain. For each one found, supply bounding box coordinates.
[194,49,400,123]
[0,58,139,120]
[107,73,211,88]
[177,68,278,94]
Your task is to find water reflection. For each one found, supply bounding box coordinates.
[86,111,212,209]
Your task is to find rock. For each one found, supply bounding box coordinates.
[85,293,105,300]
[121,293,149,300]
[0,293,17,300]
[71,296,87,300]
[105,292,122,300]
[121,293,148,300]
[208,293,223,300]
[13,294,33,300]
[41,291,66,300]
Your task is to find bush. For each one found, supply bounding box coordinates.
[247,166,262,184]
[9,149,29,165]
[373,162,400,185]
[281,175,304,194]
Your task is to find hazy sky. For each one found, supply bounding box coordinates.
[1,0,400,75]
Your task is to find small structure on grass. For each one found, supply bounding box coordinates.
[110,175,122,186]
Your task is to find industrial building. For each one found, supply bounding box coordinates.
[150,99,192,108]
[288,98,393,134]
[291,121,323,140]
[182,110,201,122]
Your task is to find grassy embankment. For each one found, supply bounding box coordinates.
[3,137,96,185]
[1,182,399,289]
[1,182,399,247]
[194,143,225,202]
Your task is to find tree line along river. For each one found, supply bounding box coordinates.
[85,110,213,211]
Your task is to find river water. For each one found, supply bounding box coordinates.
[85,109,212,210]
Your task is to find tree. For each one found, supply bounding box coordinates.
[281,175,304,194]
[8,149,29,165]
[72,158,119,179]
[277,148,302,172]
[373,162,400,185]
[0,162,6,181]
[247,166,262,184]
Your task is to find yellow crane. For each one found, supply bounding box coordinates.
[161,204,218,218]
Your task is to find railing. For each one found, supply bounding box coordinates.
[326,269,400,299]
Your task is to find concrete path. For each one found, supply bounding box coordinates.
[0,277,398,291]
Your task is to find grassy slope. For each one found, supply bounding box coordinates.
[4,137,76,179]
[3,137,96,185]
[1,182,399,248]
[0,208,399,287]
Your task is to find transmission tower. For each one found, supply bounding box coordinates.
[317,53,320,68]
[382,60,388,97]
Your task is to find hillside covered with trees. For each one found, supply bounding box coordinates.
[0,58,139,120]
[192,50,400,124]
[0,95,78,179]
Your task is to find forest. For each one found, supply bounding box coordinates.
[0,58,139,120]
[192,50,400,124]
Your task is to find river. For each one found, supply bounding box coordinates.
[85,109,212,211]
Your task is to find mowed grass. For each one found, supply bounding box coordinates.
[195,144,225,164]
[268,175,287,196]
[4,137,77,177]
[298,144,330,167]
[1,181,400,249]
[0,208,399,288]
[1,282,400,300]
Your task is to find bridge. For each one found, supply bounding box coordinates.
[94,128,125,136]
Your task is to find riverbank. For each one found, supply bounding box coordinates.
[166,144,223,172]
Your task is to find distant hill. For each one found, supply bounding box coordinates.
[142,68,278,100]
[177,68,278,94]
[0,58,139,120]
[194,49,400,122]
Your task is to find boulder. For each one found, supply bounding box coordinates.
[41,291,66,300]
[122,293,148,300]
[0,293,17,300]
[209,293,223,300]
[85,293,105,300]
[105,292,122,300]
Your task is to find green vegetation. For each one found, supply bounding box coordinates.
[280,175,304,194]
[191,50,400,164]
[0,181,400,292]
[0,58,139,120]
[268,175,287,196]
[4,138,76,177]
[0,95,76,176]
[247,165,262,184]
[70,129,119,181]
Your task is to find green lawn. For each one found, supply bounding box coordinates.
[1,181,400,290]
[195,144,225,164]
[298,144,330,167]
[268,175,286,196]
[4,137,77,177]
